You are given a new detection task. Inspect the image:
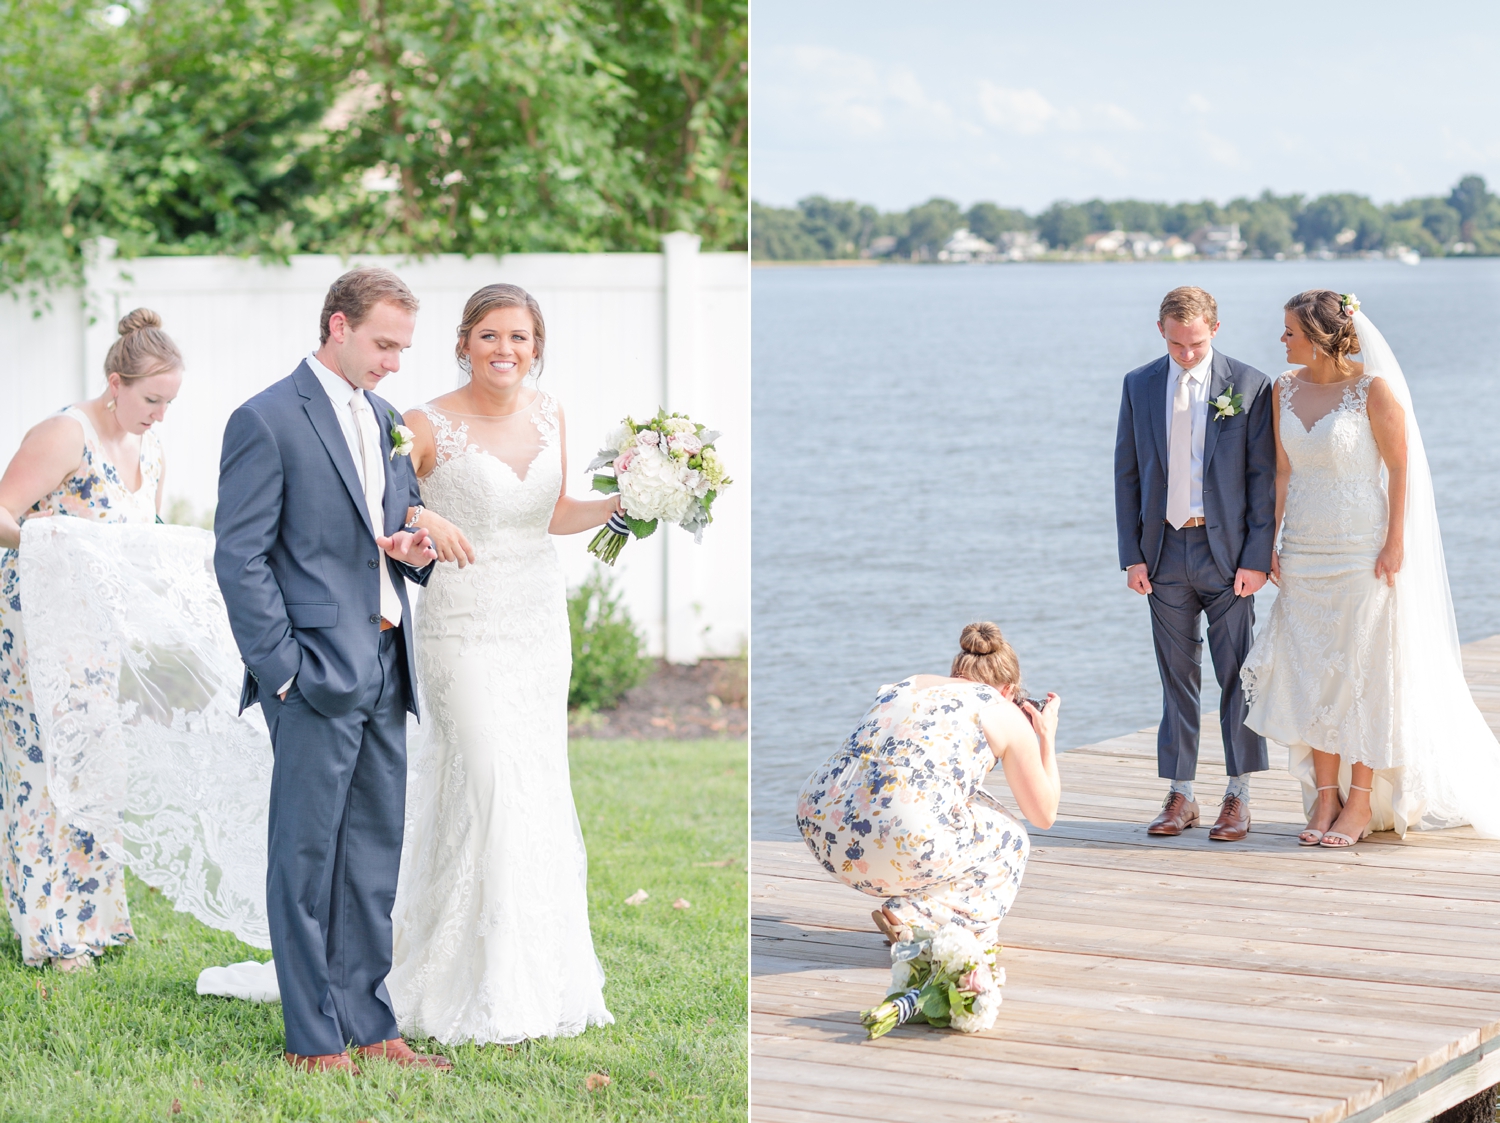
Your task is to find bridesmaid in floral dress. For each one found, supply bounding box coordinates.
[0,309,183,970]
[796,622,1062,948]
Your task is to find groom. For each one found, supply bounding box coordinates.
[215,267,448,1073]
[1114,286,1276,842]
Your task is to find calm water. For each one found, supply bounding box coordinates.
[751,259,1500,838]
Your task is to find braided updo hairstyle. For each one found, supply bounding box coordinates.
[1284,289,1361,377]
[103,308,182,383]
[950,622,1023,695]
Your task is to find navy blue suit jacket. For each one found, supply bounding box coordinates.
[214,361,433,719]
[1114,351,1277,585]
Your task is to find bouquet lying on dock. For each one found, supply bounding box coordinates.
[586,410,732,565]
[860,923,1004,1039]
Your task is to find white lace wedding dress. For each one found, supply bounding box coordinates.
[386,390,613,1044]
[1243,313,1500,837]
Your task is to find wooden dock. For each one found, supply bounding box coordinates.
[752,635,1500,1123]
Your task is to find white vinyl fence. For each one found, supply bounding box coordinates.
[0,236,748,662]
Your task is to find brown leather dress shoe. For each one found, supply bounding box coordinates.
[285,1051,361,1075]
[1146,792,1199,836]
[1208,796,1251,841]
[352,1038,453,1072]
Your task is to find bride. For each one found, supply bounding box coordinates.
[1241,290,1500,845]
[387,283,620,1043]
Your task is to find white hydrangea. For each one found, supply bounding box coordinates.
[608,421,636,453]
[949,987,1002,1033]
[889,959,912,991]
[664,416,696,435]
[618,443,695,524]
[929,924,984,976]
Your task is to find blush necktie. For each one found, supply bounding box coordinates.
[1165,370,1193,530]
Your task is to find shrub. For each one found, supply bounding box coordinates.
[568,566,652,711]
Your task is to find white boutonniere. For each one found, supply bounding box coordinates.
[1211,391,1244,421]
[387,409,414,460]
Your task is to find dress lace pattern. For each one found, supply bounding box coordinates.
[387,392,614,1045]
[1242,374,1409,825]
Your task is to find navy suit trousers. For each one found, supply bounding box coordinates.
[1148,525,1268,781]
[260,627,407,1057]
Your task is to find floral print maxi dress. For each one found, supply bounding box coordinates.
[795,680,1030,947]
[0,406,161,964]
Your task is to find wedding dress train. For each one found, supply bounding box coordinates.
[21,392,615,1032]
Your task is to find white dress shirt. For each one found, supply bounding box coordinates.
[1164,348,1212,520]
[277,354,402,696]
[307,353,377,494]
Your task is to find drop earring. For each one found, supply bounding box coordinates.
[458,354,472,376]
[106,397,117,412]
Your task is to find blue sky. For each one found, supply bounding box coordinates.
[752,0,1500,212]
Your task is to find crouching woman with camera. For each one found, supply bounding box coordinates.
[794,622,1061,948]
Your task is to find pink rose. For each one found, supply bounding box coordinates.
[957,966,993,995]
[614,447,636,474]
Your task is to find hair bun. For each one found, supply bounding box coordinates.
[118,308,163,336]
[959,621,1002,656]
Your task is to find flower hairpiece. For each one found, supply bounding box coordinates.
[1339,293,1360,317]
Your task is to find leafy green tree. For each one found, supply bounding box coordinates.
[963,202,1030,243]
[798,195,876,257]
[897,197,962,259]
[1297,193,1386,251]
[750,201,821,260]
[585,0,747,250]
[0,0,747,296]
[1035,202,1089,249]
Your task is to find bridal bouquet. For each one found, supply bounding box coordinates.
[586,410,731,565]
[860,924,1004,1039]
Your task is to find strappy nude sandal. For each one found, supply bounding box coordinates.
[1300,785,1342,846]
[1320,784,1373,848]
[871,909,909,945]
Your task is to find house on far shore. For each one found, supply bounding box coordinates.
[862,235,899,258]
[938,228,998,262]
[997,230,1046,260]
[1191,223,1247,260]
[1085,229,1192,259]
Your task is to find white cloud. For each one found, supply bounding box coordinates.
[977,81,1140,135]
[978,81,1064,135]
[1186,92,1212,114]
[1200,131,1242,167]
[1099,103,1142,131]
[783,45,956,138]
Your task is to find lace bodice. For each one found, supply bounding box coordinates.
[417,393,562,548]
[1278,373,1386,549]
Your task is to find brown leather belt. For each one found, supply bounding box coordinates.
[380,619,397,631]
[1170,516,1207,528]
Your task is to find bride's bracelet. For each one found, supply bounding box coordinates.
[406,504,425,529]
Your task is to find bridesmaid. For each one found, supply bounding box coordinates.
[0,309,183,970]
[795,622,1061,948]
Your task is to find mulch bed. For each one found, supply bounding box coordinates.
[569,657,747,740]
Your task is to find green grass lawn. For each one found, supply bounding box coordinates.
[0,739,747,1122]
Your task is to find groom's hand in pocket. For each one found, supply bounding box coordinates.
[1234,568,1268,597]
[1125,563,1152,595]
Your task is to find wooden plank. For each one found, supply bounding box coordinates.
[752,633,1500,1123]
